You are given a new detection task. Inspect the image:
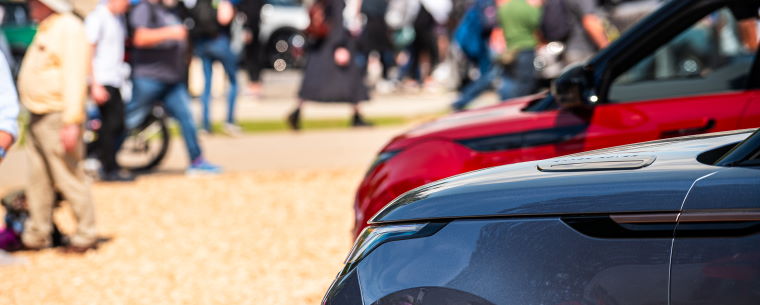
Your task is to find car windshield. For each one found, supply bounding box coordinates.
[609,8,756,102]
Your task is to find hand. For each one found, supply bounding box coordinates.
[168,25,188,41]
[90,83,110,105]
[243,30,254,44]
[217,0,235,26]
[334,47,351,67]
[60,124,81,153]
[0,131,12,164]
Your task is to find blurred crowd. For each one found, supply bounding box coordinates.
[0,0,664,253]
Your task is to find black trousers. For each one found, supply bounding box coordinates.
[95,86,125,173]
[245,26,263,82]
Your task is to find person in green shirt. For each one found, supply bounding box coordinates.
[497,0,541,99]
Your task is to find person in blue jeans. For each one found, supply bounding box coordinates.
[127,0,221,175]
[451,0,497,111]
[452,0,540,111]
[186,0,239,134]
[498,49,537,100]
[194,35,239,133]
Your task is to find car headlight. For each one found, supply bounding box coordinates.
[344,222,445,265]
[365,150,401,176]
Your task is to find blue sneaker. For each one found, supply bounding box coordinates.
[187,158,222,176]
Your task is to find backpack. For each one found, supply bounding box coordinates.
[454,0,495,59]
[187,0,220,39]
[541,0,571,42]
[305,0,330,39]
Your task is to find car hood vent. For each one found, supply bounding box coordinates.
[537,154,656,172]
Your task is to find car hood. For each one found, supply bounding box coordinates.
[370,130,754,224]
[383,93,547,151]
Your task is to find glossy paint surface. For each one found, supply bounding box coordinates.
[372,131,751,224]
[671,166,760,305]
[353,218,672,305]
[353,0,760,235]
[324,130,760,305]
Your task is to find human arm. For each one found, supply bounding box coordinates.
[567,0,609,49]
[84,14,110,105]
[133,26,187,48]
[738,19,758,52]
[0,54,18,159]
[129,3,187,48]
[582,14,609,49]
[60,18,90,152]
[88,43,111,105]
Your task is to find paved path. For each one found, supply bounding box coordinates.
[0,69,503,189]
[0,126,407,189]
[187,69,498,120]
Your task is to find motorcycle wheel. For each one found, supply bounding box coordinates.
[117,116,170,172]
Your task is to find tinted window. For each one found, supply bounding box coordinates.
[609,8,756,103]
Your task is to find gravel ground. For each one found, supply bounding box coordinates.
[0,168,361,305]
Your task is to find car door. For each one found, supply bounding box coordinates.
[669,164,760,305]
[739,94,760,129]
[583,7,758,151]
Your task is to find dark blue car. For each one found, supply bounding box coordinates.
[323,128,760,305]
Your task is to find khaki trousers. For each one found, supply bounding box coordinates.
[22,112,97,248]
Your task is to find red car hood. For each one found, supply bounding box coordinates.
[384,93,548,151]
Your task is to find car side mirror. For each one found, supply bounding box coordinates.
[551,66,595,109]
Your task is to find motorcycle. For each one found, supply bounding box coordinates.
[84,104,171,177]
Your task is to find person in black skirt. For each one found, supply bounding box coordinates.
[288,0,371,130]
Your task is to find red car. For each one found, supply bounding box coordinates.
[354,0,760,235]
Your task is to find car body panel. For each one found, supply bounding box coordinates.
[353,0,760,235]
[739,95,760,129]
[0,1,36,51]
[670,166,760,305]
[259,1,308,42]
[371,131,752,224]
[326,129,760,305]
[355,218,671,305]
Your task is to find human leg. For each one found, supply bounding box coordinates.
[214,36,240,125]
[21,114,57,249]
[287,99,305,131]
[126,77,167,130]
[163,83,203,163]
[380,50,396,80]
[163,85,221,175]
[42,117,97,248]
[452,65,501,111]
[350,103,372,127]
[245,27,263,91]
[195,39,215,132]
[512,50,537,97]
[96,86,125,174]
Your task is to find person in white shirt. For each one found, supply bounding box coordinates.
[0,53,19,164]
[85,0,133,181]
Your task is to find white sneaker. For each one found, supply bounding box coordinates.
[222,123,243,136]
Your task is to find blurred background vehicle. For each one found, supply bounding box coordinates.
[257,0,308,71]
[84,104,170,176]
[1,0,309,72]
[326,128,760,305]
[353,0,760,235]
[0,0,34,73]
